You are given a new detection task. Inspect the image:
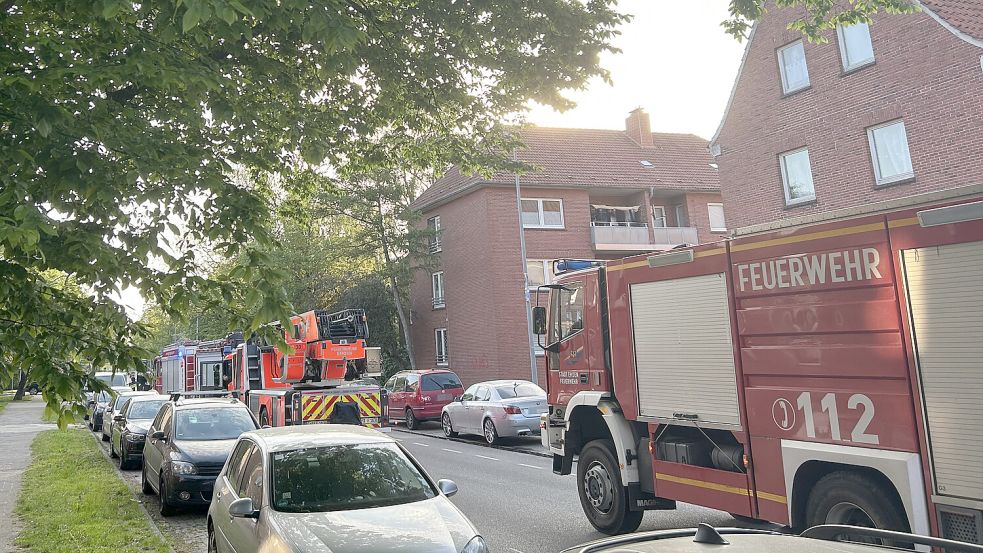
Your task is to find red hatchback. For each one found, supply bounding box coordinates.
[384,370,464,430]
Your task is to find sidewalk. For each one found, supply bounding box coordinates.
[0,397,54,551]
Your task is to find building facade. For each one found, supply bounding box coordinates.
[711,0,983,229]
[409,110,722,387]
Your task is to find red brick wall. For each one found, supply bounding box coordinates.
[715,8,983,229]
[684,192,727,244]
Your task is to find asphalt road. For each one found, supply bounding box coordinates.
[395,430,742,553]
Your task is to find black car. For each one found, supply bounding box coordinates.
[141,397,258,516]
[109,394,168,469]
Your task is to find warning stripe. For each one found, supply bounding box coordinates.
[302,392,383,422]
[302,395,322,419]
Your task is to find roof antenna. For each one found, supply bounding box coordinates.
[693,523,730,545]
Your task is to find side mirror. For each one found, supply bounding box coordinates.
[437,479,458,498]
[113,415,125,422]
[229,497,260,519]
[151,431,166,441]
[532,306,547,336]
[453,395,463,402]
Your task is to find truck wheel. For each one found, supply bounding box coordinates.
[805,471,909,544]
[578,439,643,535]
[405,408,418,430]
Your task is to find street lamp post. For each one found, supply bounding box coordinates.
[513,155,539,385]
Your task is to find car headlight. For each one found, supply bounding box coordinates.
[461,536,488,553]
[170,461,198,475]
[124,432,144,442]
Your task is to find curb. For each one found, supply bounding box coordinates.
[391,426,553,459]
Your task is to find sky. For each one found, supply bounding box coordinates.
[114,1,747,320]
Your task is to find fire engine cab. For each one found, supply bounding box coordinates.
[225,308,386,430]
[535,189,983,547]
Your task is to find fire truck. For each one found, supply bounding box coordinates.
[152,334,242,394]
[535,188,983,546]
[225,308,386,430]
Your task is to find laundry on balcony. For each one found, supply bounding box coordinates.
[590,204,646,227]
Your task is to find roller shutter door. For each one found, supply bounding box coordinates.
[903,240,983,500]
[630,272,741,429]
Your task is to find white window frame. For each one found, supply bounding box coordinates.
[780,147,817,206]
[435,328,449,367]
[525,259,553,290]
[428,216,441,253]
[836,23,875,72]
[675,204,689,227]
[431,271,445,309]
[867,119,914,186]
[777,40,810,95]
[652,206,667,228]
[707,203,727,232]
[521,198,565,229]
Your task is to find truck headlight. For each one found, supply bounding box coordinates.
[461,536,488,553]
[170,461,198,475]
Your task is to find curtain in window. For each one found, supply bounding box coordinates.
[873,124,912,180]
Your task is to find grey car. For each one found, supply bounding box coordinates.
[441,380,547,444]
[109,394,167,469]
[207,425,486,553]
[87,386,131,432]
[101,390,157,442]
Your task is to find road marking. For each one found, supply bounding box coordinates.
[411,442,430,447]
[518,463,543,470]
[509,548,526,553]
[441,448,462,454]
[474,454,499,461]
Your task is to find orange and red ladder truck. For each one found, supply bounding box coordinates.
[224,308,387,429]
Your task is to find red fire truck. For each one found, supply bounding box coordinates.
[535,189,983,546]
[152,334,243,394]
[225,308,386,430]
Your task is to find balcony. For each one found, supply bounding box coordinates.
[432,295,445,309]
[590,222,698,252]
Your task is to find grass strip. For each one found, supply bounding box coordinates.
[15,429,170,553]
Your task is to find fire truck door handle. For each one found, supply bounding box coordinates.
[625,449,637,466]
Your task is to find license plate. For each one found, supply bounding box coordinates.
[361,417,381,424]
[437,394,451,401]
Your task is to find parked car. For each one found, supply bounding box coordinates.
[109,394,168,469]
[87,386,130,431]
[206,424,486,553]
[384,369,464,430]
[142,396,258,516]
[101,390,158,442]
[84,371,130,403]
[441,379,547,444]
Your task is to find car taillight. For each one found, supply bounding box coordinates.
[503,406,522,415]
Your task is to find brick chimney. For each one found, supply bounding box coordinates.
[625,107,653,148]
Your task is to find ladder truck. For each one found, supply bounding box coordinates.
[535,188,983,547]
[224,308,386,430]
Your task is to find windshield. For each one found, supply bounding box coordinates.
[272,443,436,513]
[548,281,584,346]
[174,408,256,441]
[93,391,113,404]
[422,373,462,391]
[127,399,167,420]
[97,373,128,387]
[496,383,545,399]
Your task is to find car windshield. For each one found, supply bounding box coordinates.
[272,443,436,513]
[173,408,256,441]
[94,391,113,404]
[97,373,128,387]
[127,399,167,420]
[496,383,545,399]
[422,373,462,391]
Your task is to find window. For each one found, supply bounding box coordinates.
[780,148,816,205]
[435,328,449,366]
[521,198,564,229]
[526,260,554,289]
[548,281,584,345]
[238,444,264,508]
[837,23,874,71]
[225,440,252,490]
[173,408,257,441]
[496,382,546,399]
[652,206,667,228]
[405,373,420,393]
[421,373,462,391]
[707,203,727,232]
[394,374,407,392]
[460,384,478,401]
[427,216,441,253]
[384,375,397,393]
[675,204,689,227]
[777,40,810,94]
[474,386,491,402]
[158,407,173,437]
[431,271,445,308]
[867,120,914,186]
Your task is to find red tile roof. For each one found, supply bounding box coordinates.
[412,127,720,211]
[921,0,983,40]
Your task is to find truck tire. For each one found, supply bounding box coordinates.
[577,439,643,535]
[805,471,909,544]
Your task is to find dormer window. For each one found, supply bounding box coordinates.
[777,40,810,94]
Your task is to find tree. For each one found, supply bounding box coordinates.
[1,0,628,418]
[725,0,919,41]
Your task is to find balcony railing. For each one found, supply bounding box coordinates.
[651,226,699,245]
[429,236,442,253]
[432,296,445,309]
[435,354,448,366]
[590,221,698,251]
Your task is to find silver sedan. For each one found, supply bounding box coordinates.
[207,425,486,553]
[441,380,547,445]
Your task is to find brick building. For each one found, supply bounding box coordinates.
[711,0,983,229]
[408,110,722,387]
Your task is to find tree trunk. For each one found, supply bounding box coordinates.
[376,197,417,370]
[13,370,28,401]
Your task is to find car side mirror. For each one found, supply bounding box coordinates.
[113,415,125,422]
[453,395,462,402]
[229,497,260,519]
[437,479,458,497]
[151,431,166,441]
[532,306,547,335]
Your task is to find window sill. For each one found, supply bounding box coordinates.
[874,175,915,189]
[432,304,445,310]
[710,229,728,234]
[781,84,812,98]
[841,59,875,77]
[784,198,817,210]
[522,225,566,231]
